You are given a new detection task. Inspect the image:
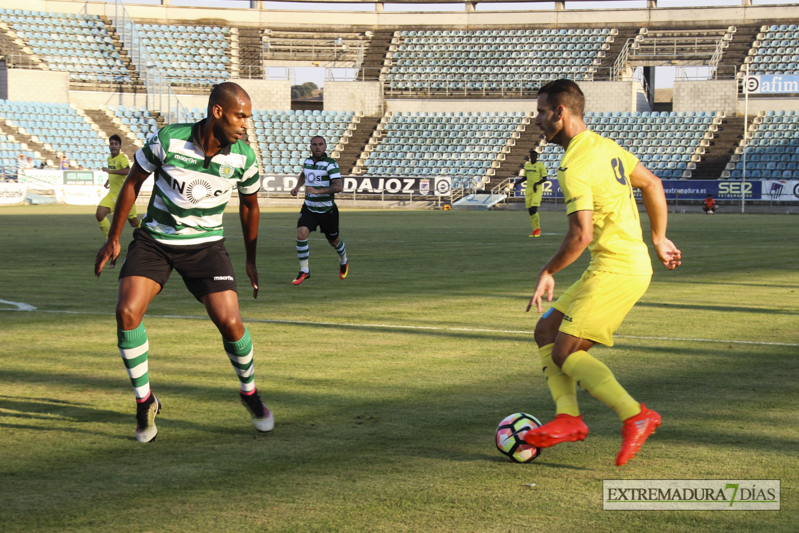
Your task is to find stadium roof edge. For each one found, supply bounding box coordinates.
[6,0,799,29]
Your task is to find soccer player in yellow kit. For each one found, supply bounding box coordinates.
[95,135,140,237]
[516,149,548,237]
[523,79,682,466]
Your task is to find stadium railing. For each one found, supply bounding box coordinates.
[105,0,189,124]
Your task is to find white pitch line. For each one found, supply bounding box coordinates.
[3,306,798,347]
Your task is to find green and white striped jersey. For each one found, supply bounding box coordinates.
[135,120,260,246]
[302,154,341,213]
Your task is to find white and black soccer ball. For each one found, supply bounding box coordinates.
[495,412,543,463]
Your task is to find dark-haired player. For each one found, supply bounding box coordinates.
[96,134,139,237]
[95,82,273,442]
[289,135,348,285]
[523,79,682,466]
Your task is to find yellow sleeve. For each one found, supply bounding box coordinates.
[561,163,593,215]
[621,150,639,182]
[119,153,130,169]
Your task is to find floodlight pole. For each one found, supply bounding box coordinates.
[742,63,749,214]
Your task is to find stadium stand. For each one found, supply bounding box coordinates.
[383,29,613,96]
[744,24,799,76]
[254,110,358,174]
[0,100,109,169]
[535,111,723,180]
[0,9,136,86]
[134,23,231,87]
[725,110,799,179]
[355,111,531,189]
[0,128,40,178]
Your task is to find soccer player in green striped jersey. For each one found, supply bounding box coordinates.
[289,136,348,285]
[95,82,273,442]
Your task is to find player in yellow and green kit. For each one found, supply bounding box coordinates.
[522,79,682,467]
[515,149,548,237]
[95,134,140,237]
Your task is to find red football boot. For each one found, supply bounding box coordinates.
[523,413,588,448]
[616,403,661,467]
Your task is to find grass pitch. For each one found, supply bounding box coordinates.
[0,205,797,532]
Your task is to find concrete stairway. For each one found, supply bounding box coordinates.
[0,123,58,166]
[691,115,746,179]
[485,123,542,191]
[594,27,639,80]
[338,116,381,175]
[359,30,393,81]
[237,28,263,79]
[84,109,139,159]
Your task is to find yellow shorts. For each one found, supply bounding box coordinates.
[525,189,544,208]
[99,192,138,218]
[551,270,651,347]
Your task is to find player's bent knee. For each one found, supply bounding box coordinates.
[116,304,144,330]
[217,316,245,340]
[528,206,538,216]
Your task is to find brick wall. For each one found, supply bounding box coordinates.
[673,80,737,115]
[232,79,291,111]
[325,82,382,116]
[0,65,69,103]
[580,81,639,113]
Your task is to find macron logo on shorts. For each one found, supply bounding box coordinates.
[214,276,234,281]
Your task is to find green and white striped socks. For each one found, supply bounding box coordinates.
[334,240,347,265]
[118,323,150,401]
[224,328,256,394]
[297,239,309,272]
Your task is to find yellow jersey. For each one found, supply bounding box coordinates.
[558,130,652,275]
[523,161,548,200]
[106,152,130,196]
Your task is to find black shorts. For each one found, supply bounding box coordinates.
[119,229,237,300]
[298,204,340,241]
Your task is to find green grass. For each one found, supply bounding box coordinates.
[0,205,797,532]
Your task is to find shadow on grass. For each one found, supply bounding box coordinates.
[636,301,796,315]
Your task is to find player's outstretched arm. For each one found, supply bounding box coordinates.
[527,210,593,313]
[629,163,682,270]
[239,192,260,299]
[95,161,149,277]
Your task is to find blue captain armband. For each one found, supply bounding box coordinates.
[542,308,555,319]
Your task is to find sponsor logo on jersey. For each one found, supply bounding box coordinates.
[220,163,235,179]
[186,178,213,204]
[563,315,573,322]
[174,153,199,165]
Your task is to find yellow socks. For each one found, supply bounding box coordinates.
[98,217,111,237]
[530,213,540,232]
[540,343,580,416]
[562,350,641,421]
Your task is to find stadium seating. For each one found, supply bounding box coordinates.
[384,29,613,93]
[0,8,132,84]
[359,111,530,189]
[0,132,40,178]
[0,100,109,169]
[537,111,721,180]
[102,105,160,146]
[254,110,356,175]
[744,24,799,76]
[133,23,231,87]
[726,110,799,179]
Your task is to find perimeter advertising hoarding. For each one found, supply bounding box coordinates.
[0,182,27,205]
[518,179,763,201]
[261,175,452,196]
[745,75,799,94]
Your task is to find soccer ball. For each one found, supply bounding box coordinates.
[495,412,543,463]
